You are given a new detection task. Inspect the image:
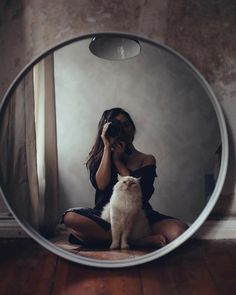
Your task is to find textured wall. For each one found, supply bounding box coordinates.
[54,39,220,223]
[0,0,235,219]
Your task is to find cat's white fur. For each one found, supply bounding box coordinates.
[101,175,151,249]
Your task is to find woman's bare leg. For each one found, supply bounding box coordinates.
[63,212,112,246]
[130,219,188,248]
[63,212,188,249]
[151,219,189,243]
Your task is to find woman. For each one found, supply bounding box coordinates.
[62,107,188,248]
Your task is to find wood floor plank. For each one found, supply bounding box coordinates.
[169,240,219,295]
[2,238,236,295]
[202,240,236,294]
[52,257,143,295]
[51,229,153,260]
[137,257,179,295]
[71,248,153,260]
[0,239,57,295]
[138,240,218,295]
[76,249,135,260]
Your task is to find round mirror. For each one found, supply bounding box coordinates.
[0,33,228,268]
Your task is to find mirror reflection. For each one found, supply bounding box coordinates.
[0,35,221,261]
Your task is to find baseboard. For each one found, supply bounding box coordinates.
[0,214,29,238]
[0,215,236,239]
[194,218,236,239]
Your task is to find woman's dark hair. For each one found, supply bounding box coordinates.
[86,107,136,171]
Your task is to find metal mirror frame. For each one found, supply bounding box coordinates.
[0,32,229,268]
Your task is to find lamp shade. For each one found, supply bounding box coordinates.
[89,36,141,60]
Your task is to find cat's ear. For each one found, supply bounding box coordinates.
[136,177,142,182]
[117,174,123,181]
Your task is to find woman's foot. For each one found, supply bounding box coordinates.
[131,234,167,248]
[68,233,85,245]
[149,234,167,247]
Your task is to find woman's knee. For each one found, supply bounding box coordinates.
[63,212,94,240]
[63,212,111,242]
[165,222,189,242]
[63,212,84,228]
[152,220,189,243]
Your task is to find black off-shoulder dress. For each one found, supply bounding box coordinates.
[61,162,175,234]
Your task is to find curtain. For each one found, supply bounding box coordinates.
[33,54,59,237]
[0,70,40,229]
[0,53,59,238]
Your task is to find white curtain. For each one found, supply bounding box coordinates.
[33,54,59,237]
[0,54,59,237]
[0,70,40,229]
[33,59,46,227]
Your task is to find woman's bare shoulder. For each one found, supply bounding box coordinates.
[140,153,156,166]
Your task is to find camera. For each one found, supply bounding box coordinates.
[106,119,132,155]
[106,119,123,138]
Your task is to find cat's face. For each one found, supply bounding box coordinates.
[115,176,141,193]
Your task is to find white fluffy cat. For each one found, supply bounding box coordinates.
[101,175,151,249]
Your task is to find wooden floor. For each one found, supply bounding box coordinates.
[1,238,236,294]
[49,228,154,260]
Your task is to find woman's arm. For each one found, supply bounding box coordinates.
[112,141,130,176]
[113,159,130,176]
[95,145,112,190]
[95,122,114,190]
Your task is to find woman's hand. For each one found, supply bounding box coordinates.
[112,139,126,162]
[101,122,120,150]
[101,122,112,148]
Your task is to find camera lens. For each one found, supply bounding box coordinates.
[106,119,122,138]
